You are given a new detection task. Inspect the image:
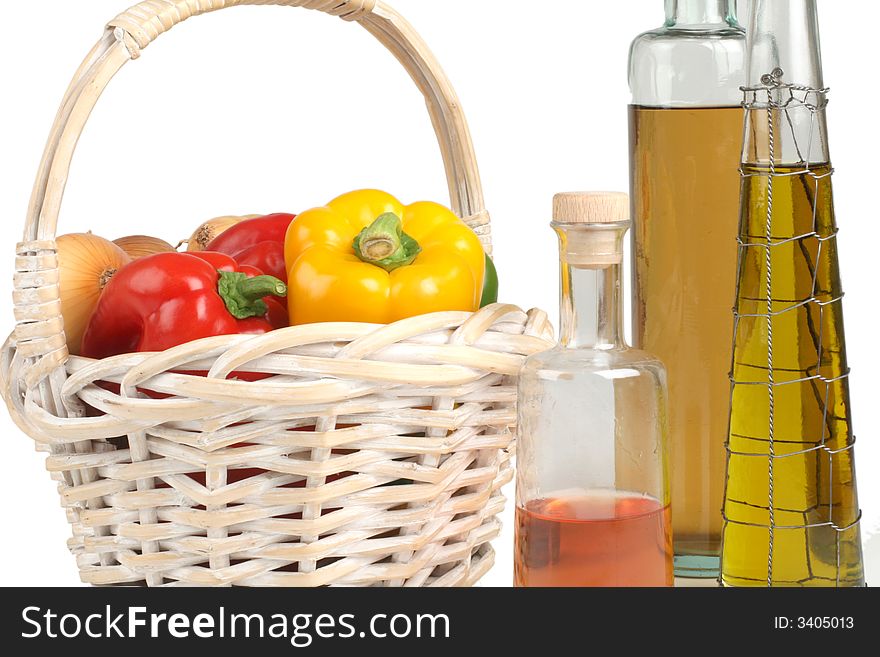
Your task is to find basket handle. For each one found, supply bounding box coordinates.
[14,0,491,384]
[22,0,489,247]
[110,1,378,48]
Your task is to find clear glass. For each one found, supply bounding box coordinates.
[721,0,865,587]
[629,0,746,578]
[629,0,745,107]
[514,222,673,587]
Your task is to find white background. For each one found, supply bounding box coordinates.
[0,0,877,587]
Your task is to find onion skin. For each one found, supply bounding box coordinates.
[183,215,258,252]
[56,233,131,356]
[113,235,175,259]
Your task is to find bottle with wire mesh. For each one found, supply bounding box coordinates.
[720,0,865,587]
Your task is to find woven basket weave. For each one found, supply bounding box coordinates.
[0,0,553,587]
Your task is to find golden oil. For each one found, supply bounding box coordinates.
[630,105,743,573]
[721,163,864,587]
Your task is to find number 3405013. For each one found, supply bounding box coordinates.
[775,617,855,630]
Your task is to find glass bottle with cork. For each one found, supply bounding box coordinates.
[514,192,673,587]
[628,0,746,579]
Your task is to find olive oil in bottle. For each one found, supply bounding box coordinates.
[630,105,743,571]
[722,163,864,587]
[721,0,865,587]
[628,0,746,578]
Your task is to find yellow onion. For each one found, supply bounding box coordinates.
[56,233,131,356]
[182,215,259,251]
[113,234,176,259]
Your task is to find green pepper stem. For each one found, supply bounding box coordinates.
[353,213,421,273]
[239,275,287,301]
[217,271,287,320]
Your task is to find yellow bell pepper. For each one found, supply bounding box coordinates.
[284,190,485,325]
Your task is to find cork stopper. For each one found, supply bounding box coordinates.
[553,192,630,225]
[552,192,630,267]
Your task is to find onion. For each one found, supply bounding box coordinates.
[56,233,131,356]
[182,215,258,251]
[113,234,176,259]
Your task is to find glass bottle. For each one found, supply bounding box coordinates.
[628,0,746,578]
[721,0,865,587]
[514,192,673,588]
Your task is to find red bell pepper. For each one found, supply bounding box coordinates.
[80,251,287,359]
[205,213,295,283]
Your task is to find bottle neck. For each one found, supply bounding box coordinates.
[665,0,734,27]
[743,0,828,165]
[560,263,625,350]
[555,224,627,350]
[747,0,823,88]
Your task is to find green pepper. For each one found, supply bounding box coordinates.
[480,253,499,307]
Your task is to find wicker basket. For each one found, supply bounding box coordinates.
[0,0,552,587]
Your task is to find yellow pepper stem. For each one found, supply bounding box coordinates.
[353,213,421,272]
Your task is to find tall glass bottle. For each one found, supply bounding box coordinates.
[721,0,864,587]
[629,0,746,578]
[514,192,672,588]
